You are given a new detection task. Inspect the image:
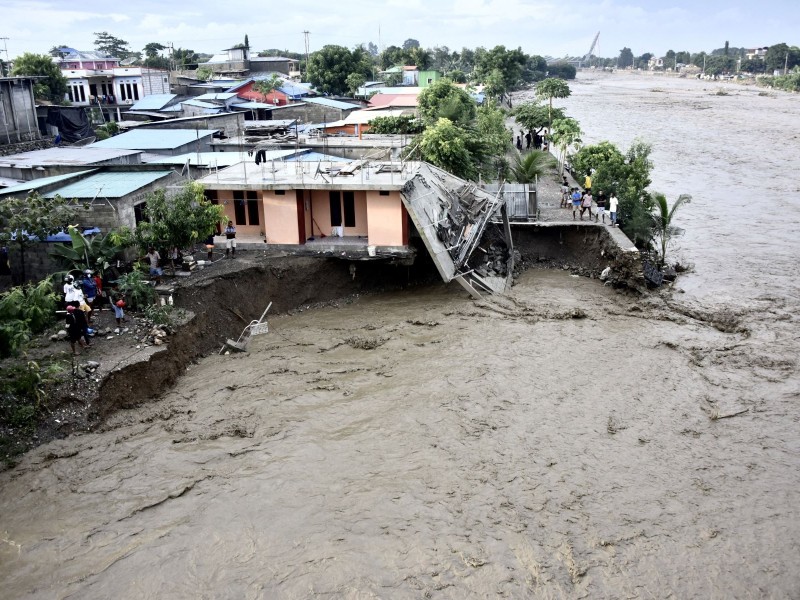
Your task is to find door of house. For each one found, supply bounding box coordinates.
[329,191,356,234]
[296,191,306,243]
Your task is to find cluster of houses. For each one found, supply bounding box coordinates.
[0,42,505,292]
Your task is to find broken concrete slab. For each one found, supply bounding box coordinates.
[400,163,514,298]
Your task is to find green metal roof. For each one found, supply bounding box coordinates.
[43,171,173,199]
[90,129,217,150]
[0,170,97,196]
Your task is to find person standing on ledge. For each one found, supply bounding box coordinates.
[584,171,592,193]
[581,190,593,221]
[608,192,619,227]
[595,191,607,224]
[225,221,237,258]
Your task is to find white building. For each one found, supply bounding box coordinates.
[54,49,169,106]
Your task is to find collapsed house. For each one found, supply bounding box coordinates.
[196,159,512,296]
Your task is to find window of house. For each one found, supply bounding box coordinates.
[233,191,247,225]
[329,191,342,226]
[343,191,356,227]
[132,84,140,101]
[379,191,390,196]
[275,190,285,195]
[134,202,148,225]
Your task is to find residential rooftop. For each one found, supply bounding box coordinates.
[90,129,218,150]
[0,170,97,196]
[196,160,419,190]
[129,94,178,111]
[42,171,174,199]
[0,147,142,168]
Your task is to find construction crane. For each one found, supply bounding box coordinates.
[580,32,600,68]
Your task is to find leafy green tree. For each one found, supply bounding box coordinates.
[0,280,58,358]
[740,58,765,74]
[675,51,691,65]
[474,45,527,92]
[618,47,634,68]
[514,101,563,131]
[448,69,467,83]
[652,193,691,267]
[637,52,653,70]
[573,140,655,246]
[535,78,571,129]
[511,150,556,183]
[417,118,476,180]
[475,102,510,176]
[547,62,577,79]
[49,45,70,59]
[765,43,800,73]
[195,66,213,81]
[483,68,507,100]
[379,45,408,70]
[0,193,87,282]
[173,48,200,69]
[253,74,283,97]
[403,39,421,50]
[417,79,476,126]
[368,115,424,134]
[11,53,68,103]
[549,117,582,177]
[523,54,548,82]
[133,183,225,272]
[307,45,372,95]
[346,73,367,96]
[93,31,130,58]
[409,47,432,69]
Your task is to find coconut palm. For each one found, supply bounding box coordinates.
[652,192,691,267]
[511,150,556,183]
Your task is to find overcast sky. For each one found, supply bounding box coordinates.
[2,0,797,61]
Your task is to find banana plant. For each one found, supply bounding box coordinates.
[50,226,133,275]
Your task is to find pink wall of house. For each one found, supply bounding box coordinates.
[309,190,368,238]
[262,191,300,244]
[235,82,289,106]
[218,190,264,239]
[366,191,405,246]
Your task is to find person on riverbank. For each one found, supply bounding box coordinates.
[65,305,89,355]
[81,270,97,309]
[225,221,237,258]
[609,193,619,226]
[108,286,126,327]
[595,191,607,223]
[525,131,532,150]
[146,247,163,284]
[584,172,592,192]
[581,191,593,221]
[561,177,571,208]
[571,188,582,220]
[516,135,522,152]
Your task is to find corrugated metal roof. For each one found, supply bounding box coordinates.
[231,101,275,109]
[303,97,360,111]
[182,99,221,109]
[90,129,217,150]
[286,152,352,163]
[278,83,313,98]
[129,94,178,111]
[43,171,173,199]
[0,147,141,166]
[250,56,295,62]
[144,152,248,167]
[0,170,97,196]
[194,92,239,101]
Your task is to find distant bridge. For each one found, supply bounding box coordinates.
[546,31,600,68]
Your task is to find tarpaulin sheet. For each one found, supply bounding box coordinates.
[46,107,93,143]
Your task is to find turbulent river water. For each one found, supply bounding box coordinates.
[1,73,799,599]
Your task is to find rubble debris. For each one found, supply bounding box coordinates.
[401,163,514,298]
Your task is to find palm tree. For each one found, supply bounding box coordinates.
[652,192,691,267]
[511,150,556,183]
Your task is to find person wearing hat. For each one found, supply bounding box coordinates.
[65,305,89,355]
[81,270,98,308]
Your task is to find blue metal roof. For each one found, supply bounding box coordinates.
[303,97,360,111]
[43,171,174,199]
[129,94,178,111]
[0,170,97,196]
[194,92,239,101]
[90,129,217,150]
[278,83,313,98]
[182,99,222,109]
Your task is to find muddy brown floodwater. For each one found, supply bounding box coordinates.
[2,73,800,598]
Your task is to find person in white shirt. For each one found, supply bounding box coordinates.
[608,193,619,227]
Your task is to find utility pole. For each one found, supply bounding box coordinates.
[0,37,9,76]
[785,52,789,75]
[303,31,310,80]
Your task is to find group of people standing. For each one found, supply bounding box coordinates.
[560,173,619,225]
[62,270,126,355]
[514,128,548,153]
